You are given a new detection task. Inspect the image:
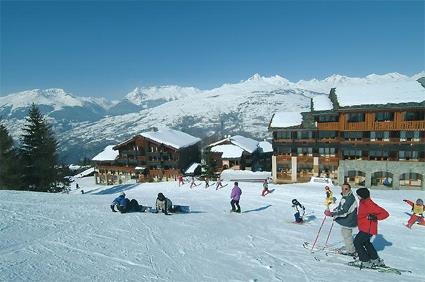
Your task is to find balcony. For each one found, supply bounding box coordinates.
[400,120,425,130]
[345,122,366,131]
[317,122,340,130]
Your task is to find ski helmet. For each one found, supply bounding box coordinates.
[416,198,423,205]
[292,199,299,205]
[120,192,125,197]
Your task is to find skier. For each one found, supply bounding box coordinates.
[324,182,357,255]
[230,182,242,213]
[205,177,210,189]
[292,199,305,223]
[352,188,389,268]
[190,177,198,188]
[155,193,173,215]
[261,179,270,196]
[216,178,224,190]
[324,186,334,208]
[178,175,184,186]
[403,198,424,228]
[111,192,142,213]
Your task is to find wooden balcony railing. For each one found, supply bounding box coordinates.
[317,122,340,130]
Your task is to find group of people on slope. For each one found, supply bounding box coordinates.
[324,183,389,268]
[110,192,182,215]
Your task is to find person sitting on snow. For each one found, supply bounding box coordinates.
[292,199,305,223]
[403,198,424,228]
[155,193,173,215]
[111,192,142,213]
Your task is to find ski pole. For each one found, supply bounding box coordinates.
[311,215,327,252]
[324,220,334,247]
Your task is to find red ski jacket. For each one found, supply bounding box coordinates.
[357,198,389,235]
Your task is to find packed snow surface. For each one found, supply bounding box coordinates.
[92,145,119,161]
[335,80,425,107]
[1,177,423,282]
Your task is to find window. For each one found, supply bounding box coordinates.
[275,131,292,139]
[343,149,362,159]
[414,131,420,141]
[344,131,363,140]
[297,147,313,156]
[370,131,376,141]
[319,147,336,157]
[371,131,389,141]
[404,111,425,121]
[375,112,394,122]
[296,131,313,139]
[276,147,291,155]
[347,113,365,122]
[319,131,337,139]
[318,115,339,122]
[399,151,419,160]
[401,131,418,142]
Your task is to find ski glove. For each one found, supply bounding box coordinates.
[367,214,377,221]
[324,209,332,217]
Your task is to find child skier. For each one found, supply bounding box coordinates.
[230,182,242,213]
[216,178,224,190]
[261,179,270,196]
[403,198,424,228]
[352,188,389,268]
[292,199,305,223]
[178,175,184,186]
[190,177,198,188]
[324,186,334,208]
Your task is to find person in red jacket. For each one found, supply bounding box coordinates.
[403,198,424,228]
[353,188,389,268]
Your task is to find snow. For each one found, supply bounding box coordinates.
[230,135,259,154]
[270,112,303,128]
[220,169,271,181]
[92,145,119,161]
[185,163,201,174]
[140,128,201,150]
[1,178,423,281]
[210,144,245,159]
[74,167,95,178]
[335,80,425,107]
[258,141,273,153]
[313,94,334,111]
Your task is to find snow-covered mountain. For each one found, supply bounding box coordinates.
[0,72,423,163]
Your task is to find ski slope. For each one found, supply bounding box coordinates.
[0,178,424,282]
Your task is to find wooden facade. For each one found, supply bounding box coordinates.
[270,106,425,189]
[94,134,200,185]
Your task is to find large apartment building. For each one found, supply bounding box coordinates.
[269,79,425,189]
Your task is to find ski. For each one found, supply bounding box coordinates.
[347,261,411,275]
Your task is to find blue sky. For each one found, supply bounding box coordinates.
[1,1,424,99]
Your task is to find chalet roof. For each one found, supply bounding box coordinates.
[313,95,333,111]
[269,112,303,129]
[92,145,119,162]
[230,135,259,154]
[185,163,201,174]
[140,128,201,150]
[258,141,273,153]
[335,80,425,108]
[211,144,244,159]
[74,167,95,178]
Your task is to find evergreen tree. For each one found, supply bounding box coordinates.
[201,149,217,180]
[0,121,21,189]
[20,105,65,192]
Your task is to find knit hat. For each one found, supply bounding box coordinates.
[356,188,370,199]
[416,198,423,205]
[119,192,125,197]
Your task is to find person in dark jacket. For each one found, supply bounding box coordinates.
[324,183,357,255]
[352,188,389,268]
[155,193,173,215]
[292,199,305,223]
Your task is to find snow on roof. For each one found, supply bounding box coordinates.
[258,141,273,153]
[313,95,333,111]
[335,80,425,107]
[211,144,245,159]
[92,145,119,161]
[140,128,201,150]
[74,167,95,178]
[230,135,259,154]
[185,163,201,174]
[270,112,303,128]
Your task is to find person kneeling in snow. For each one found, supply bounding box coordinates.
[403,198,424,228]
[155,193,173,215]
[111,192,142,213]
[292,199,305,223]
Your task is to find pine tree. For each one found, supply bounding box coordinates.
[0,121,21,189]
[201,149,217,180]
[20,105,65,192]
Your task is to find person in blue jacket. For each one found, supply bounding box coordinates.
[111,192,142,213]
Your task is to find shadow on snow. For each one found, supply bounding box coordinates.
[242,204,272,213]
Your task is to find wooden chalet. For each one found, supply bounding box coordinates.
[93,129,201,184]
